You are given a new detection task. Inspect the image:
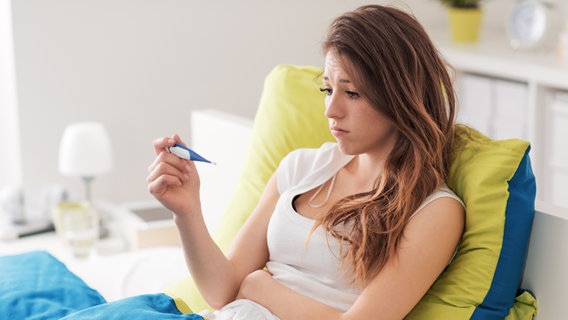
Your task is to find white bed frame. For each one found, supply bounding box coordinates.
[190,108,567,320]
[521,201,568,319]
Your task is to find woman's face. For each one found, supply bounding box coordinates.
[322,51,399,159]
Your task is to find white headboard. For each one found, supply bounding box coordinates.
[189,109,253,234]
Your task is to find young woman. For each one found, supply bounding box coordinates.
[147,4,465,319]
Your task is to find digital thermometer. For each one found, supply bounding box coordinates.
[167,143,216,165]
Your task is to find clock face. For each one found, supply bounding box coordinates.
[508,1,548,48]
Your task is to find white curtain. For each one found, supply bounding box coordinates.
[0,0,22,190]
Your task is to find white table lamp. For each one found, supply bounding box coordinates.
[58,122,113,202]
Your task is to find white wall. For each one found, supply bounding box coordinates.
[8,0,567,204]
[10,0,366,204]
[0,0,22,189]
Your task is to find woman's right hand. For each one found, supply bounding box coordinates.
[146,134,201,216]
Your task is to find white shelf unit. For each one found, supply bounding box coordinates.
[430,29,568,211]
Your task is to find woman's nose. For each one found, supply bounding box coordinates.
[324,94,342,119]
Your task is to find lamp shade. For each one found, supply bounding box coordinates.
[58,122,113,177]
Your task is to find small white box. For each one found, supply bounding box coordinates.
[121,202,181,249]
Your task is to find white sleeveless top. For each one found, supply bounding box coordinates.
[266,143,463,312]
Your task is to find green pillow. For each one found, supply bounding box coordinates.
[166,65,537,319]
[405,126,537,319]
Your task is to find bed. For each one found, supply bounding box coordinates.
[2,65,567,319]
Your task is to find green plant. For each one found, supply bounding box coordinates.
[439,0,480,8]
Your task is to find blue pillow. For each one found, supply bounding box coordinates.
[0,251,204,319]
[60,293,203,320]
[0,251,106,319]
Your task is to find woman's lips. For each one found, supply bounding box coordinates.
[330,126,348,137]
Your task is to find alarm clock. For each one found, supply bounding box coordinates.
[507,0,559,50]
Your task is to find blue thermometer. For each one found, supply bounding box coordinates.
[167,143,216,165]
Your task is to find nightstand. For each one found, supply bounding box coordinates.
[0,201,129,259]
[120,201,181,249]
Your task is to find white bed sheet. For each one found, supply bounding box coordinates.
[65,246,188,302]
[0,231,188,302]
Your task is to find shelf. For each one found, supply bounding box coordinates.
[427,28,568,212]
[430,29,568,90]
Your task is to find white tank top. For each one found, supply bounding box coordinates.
[266,143,463,312]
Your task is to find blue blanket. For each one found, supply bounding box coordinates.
[0,251,203,319]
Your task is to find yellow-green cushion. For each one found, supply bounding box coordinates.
[166,65,537,319]
[214,65,334,251]
[405,126,537,319]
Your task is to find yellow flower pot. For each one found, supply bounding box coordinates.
[447,7,482,43]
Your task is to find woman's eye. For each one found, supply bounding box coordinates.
[320,87,360,99]
[345,90,360,99]
[319,87,332,96]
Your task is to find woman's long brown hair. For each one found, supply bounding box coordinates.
[316,5,457,285]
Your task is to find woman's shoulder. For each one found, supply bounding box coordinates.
[425,185,464,208]
[277,142,343,192]
[411,185,464,220]
[281,142,338,167]
[434,185,464,207]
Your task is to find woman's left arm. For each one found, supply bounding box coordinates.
[239,197,464,320]
[238,269,343,319]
